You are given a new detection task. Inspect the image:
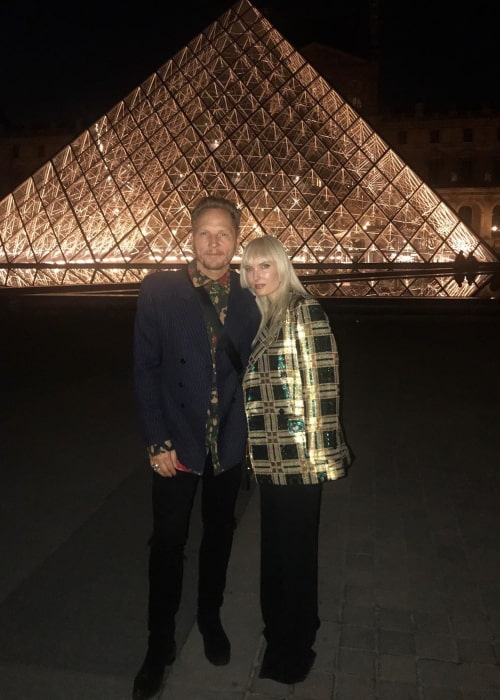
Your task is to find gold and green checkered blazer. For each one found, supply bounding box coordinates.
[243,294,352,486]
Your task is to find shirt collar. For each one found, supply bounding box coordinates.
[188,260,231,289]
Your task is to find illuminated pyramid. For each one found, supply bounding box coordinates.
[0,0,496,296]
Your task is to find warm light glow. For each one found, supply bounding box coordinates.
[0,0,496,297]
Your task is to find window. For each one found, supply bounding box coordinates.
[37,144,46,158]
[12,144,20,158]
[397,130,407,145]
[430,129,440,143]
[458,158,474,185]
[427,159,443,185]
[493,160,500,185]
[463,128,473,142]
[492,206,500,229]
[459,206,472,228]
[491,206,500,248]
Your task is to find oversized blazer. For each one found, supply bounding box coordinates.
[133,267,260,475]
[243,293,352,486]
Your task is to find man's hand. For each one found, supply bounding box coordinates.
[150,449,178,477]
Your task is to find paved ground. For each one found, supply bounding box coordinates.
[1,294,500,700]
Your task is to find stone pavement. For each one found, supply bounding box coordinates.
[1,295,500,700]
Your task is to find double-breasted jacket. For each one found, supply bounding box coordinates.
[133,268,260,475]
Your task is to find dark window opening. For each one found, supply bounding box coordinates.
[427,159,443,185]
[458,158,474,185]
[459,206,472,228]
[492,160,500,185]
[492,205,500,229]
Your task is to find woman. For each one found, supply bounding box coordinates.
[240,235,352,685]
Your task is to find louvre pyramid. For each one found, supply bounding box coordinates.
[0,0,496,296]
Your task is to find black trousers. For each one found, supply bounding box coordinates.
[259,481,323,657]
[147,454,241,646]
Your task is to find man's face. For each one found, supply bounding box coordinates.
[191,207,238,279]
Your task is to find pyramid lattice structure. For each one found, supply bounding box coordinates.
[0,0,496,296]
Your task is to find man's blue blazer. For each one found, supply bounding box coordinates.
[133,268,260,475]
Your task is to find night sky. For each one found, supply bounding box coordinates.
[1,0,498,127]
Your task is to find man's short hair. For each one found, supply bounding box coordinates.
[190,196,241,234]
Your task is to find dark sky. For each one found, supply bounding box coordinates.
[1,0,498,127]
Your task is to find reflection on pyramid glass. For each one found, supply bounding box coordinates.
[0,0,497,296]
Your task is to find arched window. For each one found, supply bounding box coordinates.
[492,206,500,229]
[491,207,500,249]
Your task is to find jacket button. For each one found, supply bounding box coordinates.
[178,382,183,387]
[180,358,186,364]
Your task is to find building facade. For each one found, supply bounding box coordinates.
[0,123,80,201]
[301,43,500,253]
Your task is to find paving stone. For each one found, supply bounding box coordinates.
[413,611,452,633]
[376,680,420,699]
[375,585,411,609]
[421,689,461,700]
[450,612,492,640]
[459,691,500,700]
[456,638,497,664]
[341,603,376,627]
[418,658,500,691]
[378,654,416,684]
[378,629,416,655]
[337,648,375,678]
[345,537,374,556]
[377,607,414,632]
[415,631,457,661]
[343,584,375,606]
[332,672,376,700]
[340,623,376,651]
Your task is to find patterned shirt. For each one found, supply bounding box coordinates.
[189,260,230,473]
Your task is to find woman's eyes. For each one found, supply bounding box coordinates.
[245,263,270,271]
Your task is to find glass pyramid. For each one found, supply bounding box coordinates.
[0,0,497,296]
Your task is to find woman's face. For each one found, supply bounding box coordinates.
[243,256,281,300]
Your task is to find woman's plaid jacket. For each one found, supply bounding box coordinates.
[243,293,352,486]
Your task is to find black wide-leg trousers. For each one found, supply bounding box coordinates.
[259,481,323,660]
[147,454,241,649]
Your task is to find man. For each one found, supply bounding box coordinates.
[132,196,260,700]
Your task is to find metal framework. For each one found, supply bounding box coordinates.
[0,0,497,296]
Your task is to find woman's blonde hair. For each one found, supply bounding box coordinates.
[240,235,309,335]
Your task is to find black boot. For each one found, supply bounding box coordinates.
[132,639,176,700]
[259,644,316,685]
[197,611,230,666]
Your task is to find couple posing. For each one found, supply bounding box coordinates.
[132,195,352,699]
